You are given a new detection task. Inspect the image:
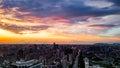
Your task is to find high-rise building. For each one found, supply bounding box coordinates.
[61,56,69,68]
[84,57,89,68]
[52,42,59,50]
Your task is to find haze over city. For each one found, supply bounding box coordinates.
[0,0,120,44]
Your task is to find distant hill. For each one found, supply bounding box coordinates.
[94,43,120,46]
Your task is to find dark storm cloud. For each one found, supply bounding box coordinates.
[89,24,119,28]
[62,4,119,18]
[0,23,50,34]
[0,23,26,33]
[108,0,120,6]
[1,0,120,18]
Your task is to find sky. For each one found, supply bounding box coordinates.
[0,0,120,44]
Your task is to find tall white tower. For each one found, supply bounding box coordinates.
[84,57,89,68]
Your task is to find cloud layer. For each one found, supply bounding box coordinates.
[0,0,120,43]
[1,0,120,18]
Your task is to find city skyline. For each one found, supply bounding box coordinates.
[0,0,120,44]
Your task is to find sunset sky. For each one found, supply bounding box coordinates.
[0,0,120,44]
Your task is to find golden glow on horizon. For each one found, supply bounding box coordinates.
[0,28,120,44]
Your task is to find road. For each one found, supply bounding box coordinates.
[72,49,81,68]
